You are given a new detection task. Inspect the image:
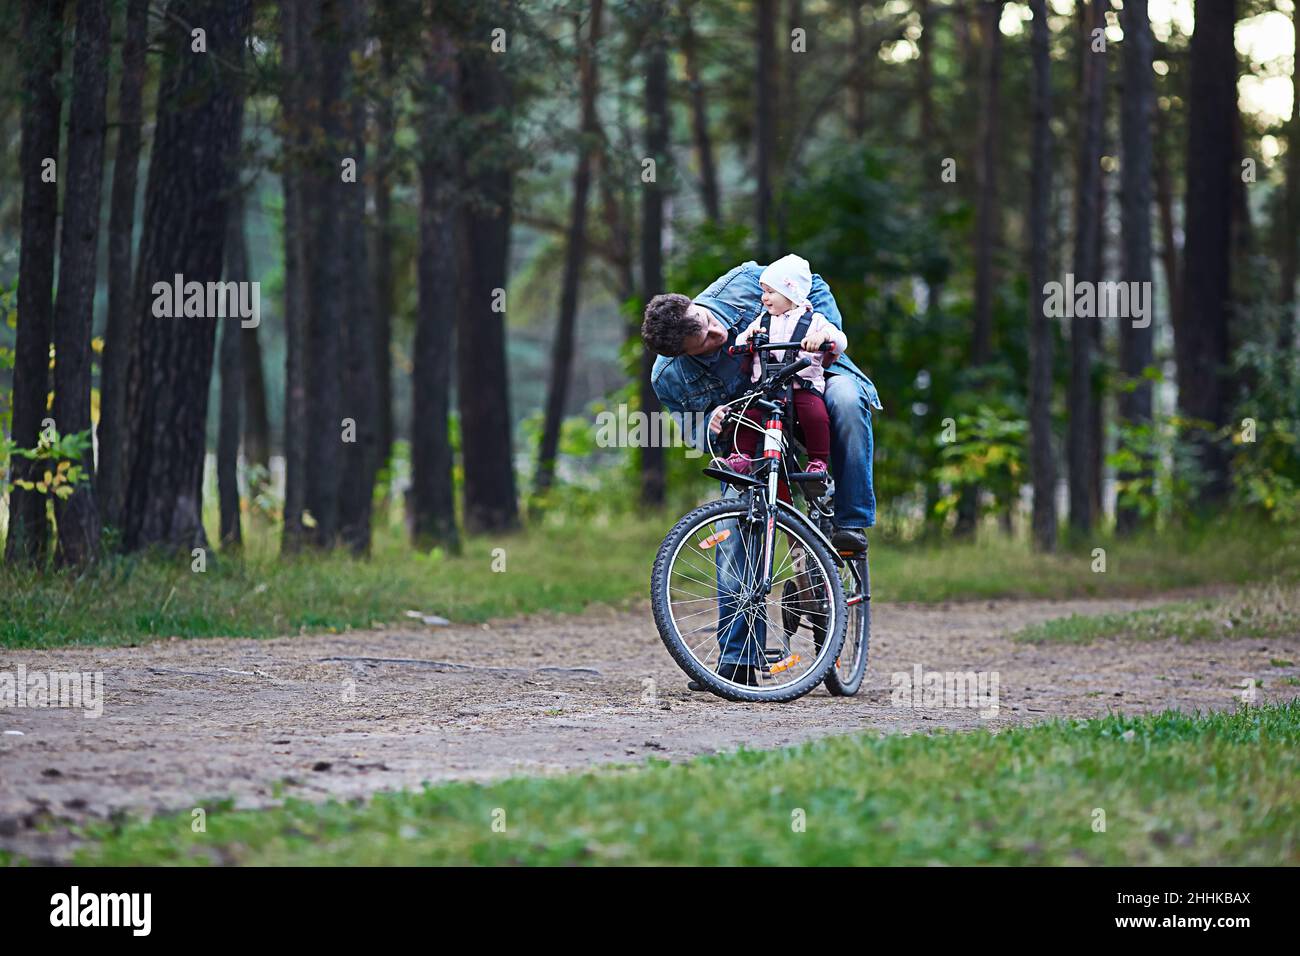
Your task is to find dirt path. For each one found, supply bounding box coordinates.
[3,592,1298,861]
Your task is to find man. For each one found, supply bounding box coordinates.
[641,259,881,687]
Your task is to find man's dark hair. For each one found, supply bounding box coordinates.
[641,293,698,357]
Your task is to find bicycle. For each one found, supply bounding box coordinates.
[650,329,871,702]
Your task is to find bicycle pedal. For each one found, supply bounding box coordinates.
[768,653,801,675]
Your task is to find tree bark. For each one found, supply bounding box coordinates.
[1067,0,1108,536]
[536,0,603,494]
[52,0,110,567]
[7,0,65,565]
[304,0,349,548]
[411,24,461,552]
[1117,0,1155,535]
[639,2,670,507]
[120,0,251,553]
[1276,8,1299,390]
[1179,0,1237,503]
[371,38,397,487]
[755,0,775,259]
[98,0,148,531]
[456,4,520,534]
[279,0,312,554]
[218,190,248,550]
[917,0,935,142]
[240,313,271,483]
[1028,0,1057,552]
[681,0,720,222]
[337,0,377,557]
[1154,102,1182,354]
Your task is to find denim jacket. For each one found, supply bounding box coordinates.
[651,261,883,451]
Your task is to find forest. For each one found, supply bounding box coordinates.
[0,0,1296,573]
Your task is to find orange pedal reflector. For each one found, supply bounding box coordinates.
[769,653,802,675]
[698,529,732,549]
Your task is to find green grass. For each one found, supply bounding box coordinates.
[2,508,1297,649]
[1015,581,1300,645]
[57,702,1300,866]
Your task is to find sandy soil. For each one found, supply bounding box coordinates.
[2,592,1297,861]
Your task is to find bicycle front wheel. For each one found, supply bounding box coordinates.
[650,497,847,702]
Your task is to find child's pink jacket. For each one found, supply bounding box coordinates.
[735,307,848,393]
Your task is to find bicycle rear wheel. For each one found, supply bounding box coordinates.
[823,553,869,696]
[650,497,846,703]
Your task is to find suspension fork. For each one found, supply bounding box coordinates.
[751,411,785,599]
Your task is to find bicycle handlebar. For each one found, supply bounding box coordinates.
[727,340,835,357]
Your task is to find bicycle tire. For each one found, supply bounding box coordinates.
[651,497,847,703]
[824,553,869,696]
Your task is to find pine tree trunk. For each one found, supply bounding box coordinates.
[1068,0,1108,536]
[52,0,110,567]
[536,0,603,494]
[98,0,148,532]
[371,39,397,487]
[304,0,349,548]
[411,24,461,553]
[240,319,271,481]
[1117,0,1155,535]
[120,0,251,553]
[681,1,720,222]
[755,0,775,260]
[456,5,520,534]
[1276,9,1299,390]
[640,5,670,507]
[1179,0,1237,503]
[1028,0,1057,552]
[337,0,377,557]
[6,0,65,565]
[279,0,312,554]
[218,191,248,550]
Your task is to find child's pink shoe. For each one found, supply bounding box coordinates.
[805,459,829,476]
[711,452,752,475]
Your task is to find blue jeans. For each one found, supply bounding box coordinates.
[714,373,875,665]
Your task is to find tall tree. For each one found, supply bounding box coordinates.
[337,0,378,556]
[239,304,272,491]
[217,190,248,550]
[971,0,1004,368]
[1067,0,1108,536]
[279,0,312,554]
[303,0,349,548]
[755,0,775,259]
[1116,0,1155,535]
[681,0,720,222]
[1277,7,1300,391]
[1178,0,1237,503]
[52,0,110,566]
[456,1,520,533]
[6,0,65,564]
[98,0,149,530]
[371,37,397,487]
[120,0,252,552]
[955,0,1005,537]
[536,0,604,493]
[1028,0,1057,552]
[410,21,461,552]
[639,0,669,507]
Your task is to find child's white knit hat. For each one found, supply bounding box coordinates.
[759,254,812,308]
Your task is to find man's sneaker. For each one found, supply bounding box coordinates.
[710,452,751,475]
[687,662,758,691]
[831,527,868,552]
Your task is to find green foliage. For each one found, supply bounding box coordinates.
[1108,413,1215,529]
[933,405,1027,522]
[7,427,93,501]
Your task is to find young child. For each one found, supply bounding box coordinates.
[714,253,847,476]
